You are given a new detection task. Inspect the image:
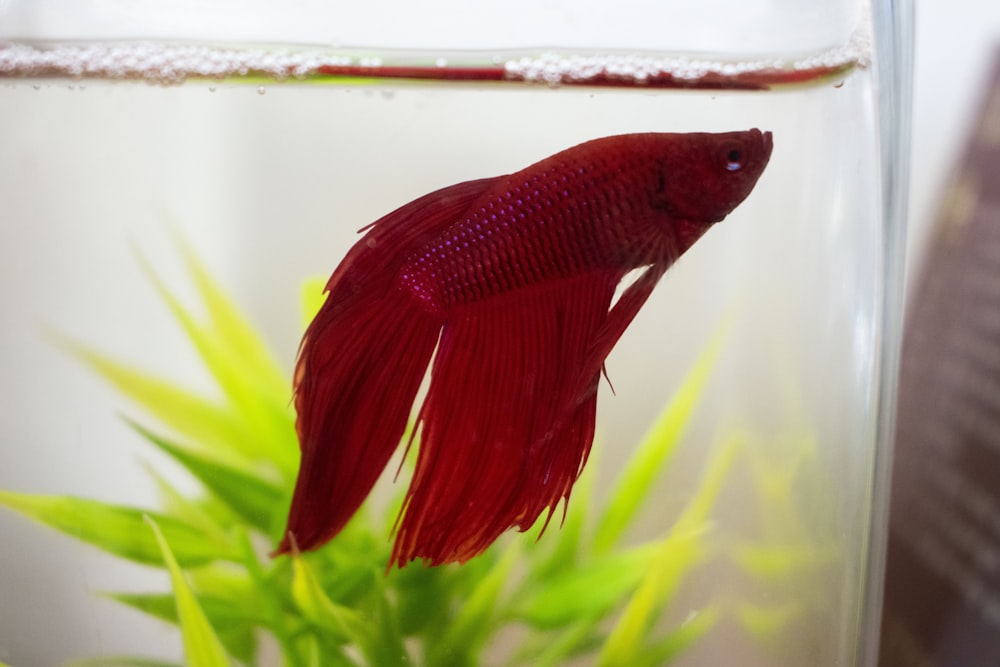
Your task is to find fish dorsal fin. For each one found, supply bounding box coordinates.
[327,176,500,293]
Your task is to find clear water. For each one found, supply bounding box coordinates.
[0,46,882,666]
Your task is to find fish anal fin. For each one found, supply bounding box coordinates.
[390,271,621,566]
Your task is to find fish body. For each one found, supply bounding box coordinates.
[277,130,773,566]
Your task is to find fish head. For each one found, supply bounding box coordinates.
[654,128,773,227]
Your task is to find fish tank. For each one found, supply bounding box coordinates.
[0,0,911,665]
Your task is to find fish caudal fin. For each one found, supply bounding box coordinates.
[275,177,501,556]
[391,271,622,566]
[275,288,441,555]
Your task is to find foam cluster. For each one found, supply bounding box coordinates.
[0,26,871,89]
[0,42,352,84]
[504,27,871,86]
[503,53,793,85]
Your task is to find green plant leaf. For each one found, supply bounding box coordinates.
[313,554,379,608]
[49,335,249,458]
[291,551,368,644]
[301,276,329,329]
[599,432,741,666]
[360,580,410,667]
[140,462,231,540]
[593,329,725,553]
[299,547,410,667]
[107,591,176,621]
[0,491,234,566]
[634,606,720,667]
[293,635,357,667]
[596,527,709,667]
[146,516,231,667]
[731,542,837,579]
[429,544,519,665]
[170,230,289,407]
[109,588,259,664]
[392,559,463,638]
[524,618,604,667]
[129,420,286,535]
[514,543,657,629]
[735,600,801,639]
[741,430,820,538]
[134,250,297,474]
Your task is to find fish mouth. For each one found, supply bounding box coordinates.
[762,130,774,157]
[752,128,774,159]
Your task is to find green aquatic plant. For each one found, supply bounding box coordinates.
[729,429,841,661]
[1,239,737,667]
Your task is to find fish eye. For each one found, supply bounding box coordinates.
[725,148,743,171]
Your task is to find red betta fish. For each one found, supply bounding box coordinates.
[275,129,773,567]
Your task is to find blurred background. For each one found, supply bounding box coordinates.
[1,1,999,665]
[906,0,1000,277]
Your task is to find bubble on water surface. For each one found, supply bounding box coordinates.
[503,21,871,86]
[0,27,871,90]
[0,42,370,86]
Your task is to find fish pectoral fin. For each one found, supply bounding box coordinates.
[578,262,667,398]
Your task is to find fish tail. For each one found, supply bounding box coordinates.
[273,176,500,557]
[274,283,441,555]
